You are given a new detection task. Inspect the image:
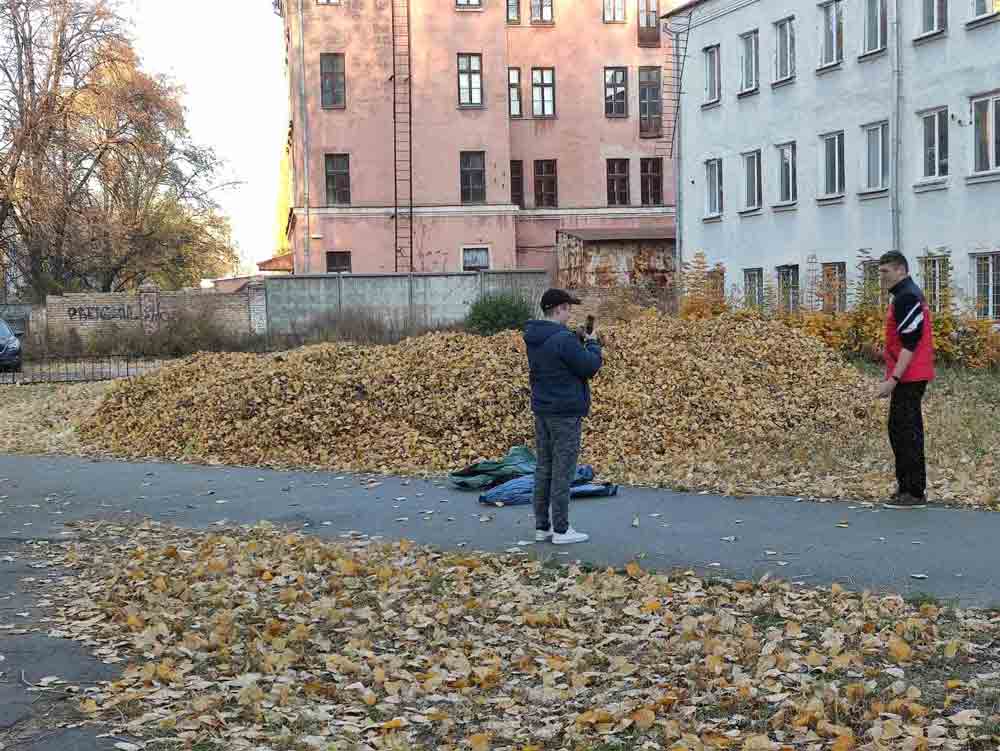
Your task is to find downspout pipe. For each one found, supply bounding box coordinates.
[673,25,684,279]
[890,0,902,254]
[297,0,312,273]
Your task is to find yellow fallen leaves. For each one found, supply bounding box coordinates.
[28,520,1000,751]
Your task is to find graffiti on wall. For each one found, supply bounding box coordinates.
[67,305,169,323]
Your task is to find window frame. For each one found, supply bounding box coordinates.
[638,66,662,137]
[777,141,798,203]
[821,131,847,197]
[640,157,663,206]
[460,151,487,204]
[534,159,558,208]
[739,30,760,94]
[774,17,796,82]
[508,67,523,118]
[531,0,554,24]
[462,247,491,272]
[777,264,800,312]
[921,107,949,179]
[972,0,998,20]
[604,0,626,23]
[457,53,484,109]
[456,0,482,7]
[919,255,947,313]
[743,149,763,210]
[511,160,525,208]
[821,262,848,313]
[862,0,888,54]
[705,158,723,217]
[507,0,521,23]
[820,0,844,68]
[604,67,629,118]
[744,267,764,308]
[320,53,346,109]
[919,0,947,34]
[863,121,890,190]
[325,251,352,273]
[638,0,661,45]
[531,67,556,118]
[704,45,721,104]
[973,253,1000,320]
[607,159,630,206]
[324,153,351,205]
[972,93,1000,174]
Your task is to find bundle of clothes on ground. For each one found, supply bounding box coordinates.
[448,445,619,506]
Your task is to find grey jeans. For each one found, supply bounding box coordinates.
[533,415,583,535]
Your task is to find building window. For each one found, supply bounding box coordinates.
[863,0,887,53]
[604,67,628,118]
[704,45,721,103]
[604,0,625,22]
[460,151,486,204]
[511,160,524,208]
[777,264,800,311]
[744,268,764,308]
[821,262,848,312]
[777,142,797,203]
[463,247,490,271]
[973,94,1000,174]
[532,68,555,117]
[326,251,352,273]
[975,253,1000,319]
[324,154,350,205]
[743,150,762,209]
[820,1,844,67]
[641,157,663,205]
[458,54,483,108]
[706,158,723,216]
[922,109,949,178]
[456,0,482,6]
[775,18,795,81]
[919,255,947,313]
[531,0,553,23]
[320,53,346,108]
[921,0,947,33]
[638,0,660,45]
[534,160,558,207]
[862,259,890,306]
[822,131,846,196]
[607,159,630,205]
[864,122,890,190]
[638,67,662,137]
[973,0,998,18]
[508,0,520,22]
[739,30,759,93]
[509,68,522,117]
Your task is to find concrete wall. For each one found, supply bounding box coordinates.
[676,0,1000,313]
[264,269,550,336]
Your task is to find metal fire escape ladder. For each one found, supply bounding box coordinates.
[391,0,414,273]
[657,11,693,160]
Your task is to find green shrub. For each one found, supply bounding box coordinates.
[464,292,536,336]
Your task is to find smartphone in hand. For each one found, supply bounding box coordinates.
[585,315,595,335]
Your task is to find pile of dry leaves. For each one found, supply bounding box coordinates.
[29,522,1000,750]
[0,382,109,455]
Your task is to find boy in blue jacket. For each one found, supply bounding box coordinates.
[523,289,603,545]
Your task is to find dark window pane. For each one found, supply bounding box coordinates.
[326,252,352,273]
[638,67,662,137]
[607,159,629,205]
[460,151,486,203]
[534,160,558,207]
[511,160,524,207]
[325,154,350,205]
[321,53,346,108]
[641,157,662,205]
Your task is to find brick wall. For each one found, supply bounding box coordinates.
[566,285,678,328]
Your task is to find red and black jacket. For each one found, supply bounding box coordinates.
[884,277,935,383]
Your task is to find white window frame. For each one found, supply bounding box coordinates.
[743,150,762,209]
[821,131,846,197]
[706,158,723,217]
[863,121,890,190]
[744,268,764,308]
[774,17,796,82]
[531,67,555,117]
[604,0,625,22]
[531,0,554,23]
[457,53,483,108]
[919,0,947,34]
[777,264,800,311]
[973,253,1000,320]
[461,246,491,272]
[820,0,844,67]
[920,108,949,178]
[508,68,522,118]
[704,45,721,104]
[777,141,797,203]
[862,0,887,54]
[972,93,1000,174]
[919,254,947,313]
[973,0,999,19]
[739,30,759,93]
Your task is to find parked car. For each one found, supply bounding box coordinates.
[0,317,22,373]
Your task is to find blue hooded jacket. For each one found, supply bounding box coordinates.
[523,320,603,417]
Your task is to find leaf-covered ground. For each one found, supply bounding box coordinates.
[0,381,109,456]
[23,522,1000,751]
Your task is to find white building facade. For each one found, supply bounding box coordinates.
[672,0,1000,317]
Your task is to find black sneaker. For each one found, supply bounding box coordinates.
[885,493,928,509]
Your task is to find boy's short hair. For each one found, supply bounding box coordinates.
[878,250,909,272]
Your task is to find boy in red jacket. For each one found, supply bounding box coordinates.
[876,251,936,509]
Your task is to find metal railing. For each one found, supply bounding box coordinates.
[0,355,168,386]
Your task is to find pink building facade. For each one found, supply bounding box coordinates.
[277,0,677,276]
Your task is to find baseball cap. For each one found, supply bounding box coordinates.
[540,288,582,312]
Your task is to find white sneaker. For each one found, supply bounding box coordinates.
[552,528,589,545]
[535,529,553,542]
